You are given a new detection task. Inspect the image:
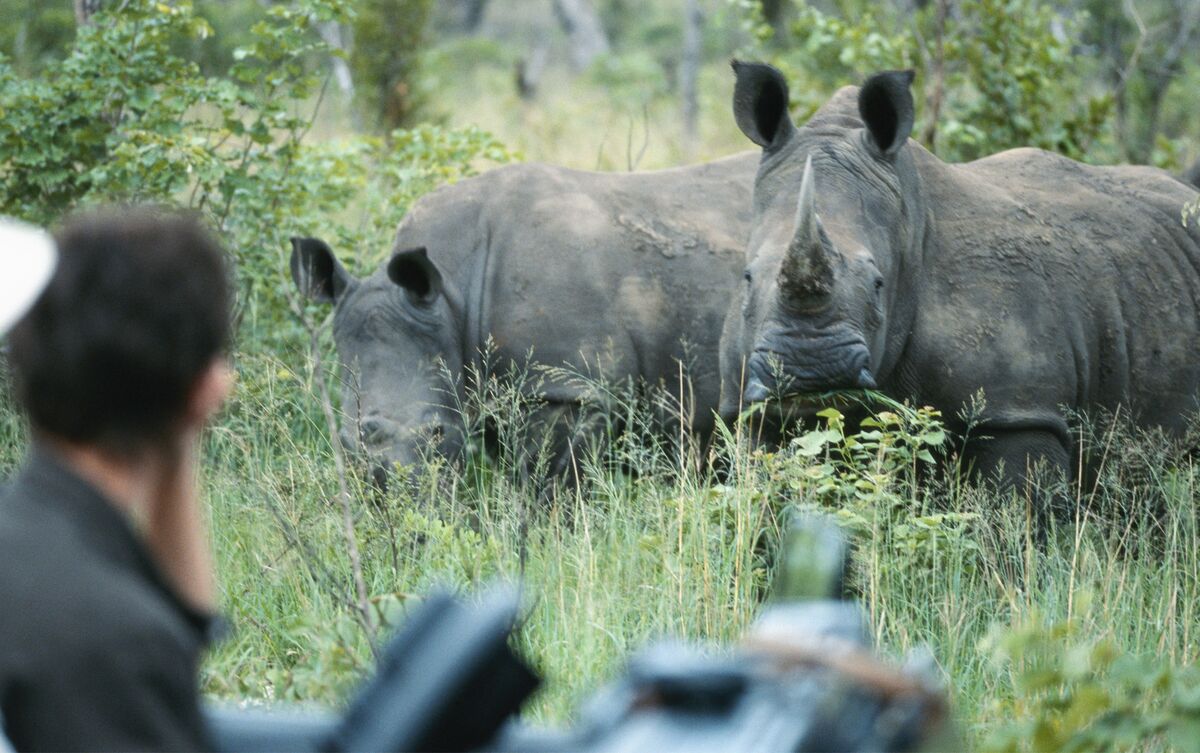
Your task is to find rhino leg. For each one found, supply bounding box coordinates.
[964,426,1072,519]
[517,401,615,500]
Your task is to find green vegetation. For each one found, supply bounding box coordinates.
[350,0,434,130]
[734,0,1114,162]
[2,0,1200,750]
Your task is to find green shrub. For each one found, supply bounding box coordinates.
[0,0,512,348]
[0,0,354,323]
[749,399,980,584]
[0,1,217,222]
[935,0,1113,162]
[980,604,1200,753]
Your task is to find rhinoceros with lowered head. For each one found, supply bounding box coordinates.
[720,62,1200,492]
[292,154,755,489]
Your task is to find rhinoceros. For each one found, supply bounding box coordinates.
[720,62,1200,491]
[292,154,755,488]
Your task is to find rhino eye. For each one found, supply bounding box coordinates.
[874,277,884,292]
[743,270,753,284]
[364,308,395,338]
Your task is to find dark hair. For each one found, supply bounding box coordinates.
[8,207,232,455]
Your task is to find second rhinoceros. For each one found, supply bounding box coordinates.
[720,62,1200,491]
[293,154,755,489]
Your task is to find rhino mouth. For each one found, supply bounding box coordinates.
[741,388,873,420]
[340,415,467,492]
[742,343,875,406]
[782,388,879,413]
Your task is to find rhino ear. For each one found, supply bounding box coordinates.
[732,60,795,149]
[290,237,352,304]
[388,247,443,306]
[858,70,916,158]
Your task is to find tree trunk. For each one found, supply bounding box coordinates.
[1131,75,1169,164]
[918,0,948,151]
[681,0,703,160]
[74,0,103,26]
[1183,158,1200,190]
[459,0,490,32]
[516,39,550,100]
[759,0,790,43]
[553,0,610,71]
[1103,0,1199,162]
[315,21,355,97]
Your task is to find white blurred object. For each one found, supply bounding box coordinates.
[0,218,57,336]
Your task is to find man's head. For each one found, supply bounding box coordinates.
[8,208,232,456]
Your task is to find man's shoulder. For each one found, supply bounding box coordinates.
[0,540,209,753]
[0,489,84,602]
[0,479,209,753]
[0,495,200,659]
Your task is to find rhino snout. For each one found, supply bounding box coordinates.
[361,414,464,464]
[743,339,874,403]
[340,414,404,451]
[361,416,395,444]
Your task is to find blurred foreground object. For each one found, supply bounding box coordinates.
[205,515,952,752]
[0,219,56,336]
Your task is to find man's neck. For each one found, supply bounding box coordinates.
[41,435,217,613]
[46,439,160,524]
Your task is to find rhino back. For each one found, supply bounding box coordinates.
[906,146,1200,429]
[392,155,756,418]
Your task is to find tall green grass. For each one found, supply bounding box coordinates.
[29,337,1175,748]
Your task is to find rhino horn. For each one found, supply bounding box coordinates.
[780,156,834,300]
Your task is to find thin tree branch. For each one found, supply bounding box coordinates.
[289,296,379,656]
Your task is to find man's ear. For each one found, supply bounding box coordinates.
[184,359,234,428]
[388,247,443,305]
[290,237,352,303]
[732,60,795,149]
[857,70,916,158]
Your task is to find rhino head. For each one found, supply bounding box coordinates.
[720,62,925,425]
[290,237,467,484]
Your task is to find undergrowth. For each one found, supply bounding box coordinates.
[15,344,1194,750]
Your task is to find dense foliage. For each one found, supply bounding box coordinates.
[0,0,510,337]
[733,0,1113,162]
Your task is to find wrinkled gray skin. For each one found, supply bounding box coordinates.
[292,154,755,487]
[720,62,1200,491]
